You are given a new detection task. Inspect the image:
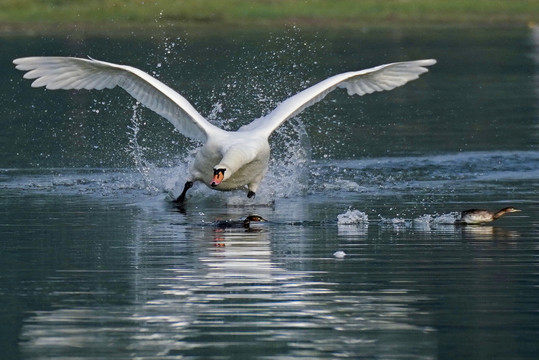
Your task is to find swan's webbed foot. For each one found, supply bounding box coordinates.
[247,191,256,199]
[175,181,193,203]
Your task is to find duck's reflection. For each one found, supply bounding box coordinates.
[459,225,520,242]
[20,210,436,359]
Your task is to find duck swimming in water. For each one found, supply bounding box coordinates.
[13,56,435,202]
[457,207,521,225]
[213,214,268,229]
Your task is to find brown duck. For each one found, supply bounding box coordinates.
[458,207,521,225]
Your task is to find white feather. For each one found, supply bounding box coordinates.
[14,57,220,141]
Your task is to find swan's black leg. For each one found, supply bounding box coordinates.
[247,191,256,199]
[175,181,193,203]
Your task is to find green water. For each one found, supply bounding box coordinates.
[0,26,538,359]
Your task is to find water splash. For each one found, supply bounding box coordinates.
[127,103,153,190]
[337,209,369,225]
[126,103,190,196]
[124,29,321,200]
[430,212,461,225]
[379,216,409,229]
[413,212,461,227]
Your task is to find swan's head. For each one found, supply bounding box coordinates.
[210,167,227,187]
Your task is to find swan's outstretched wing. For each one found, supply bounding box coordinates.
[13,57,221,141]
[240,59,436,136]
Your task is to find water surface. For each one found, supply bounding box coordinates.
[1,26,538,359]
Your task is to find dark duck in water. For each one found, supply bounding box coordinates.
[213,215,268,229]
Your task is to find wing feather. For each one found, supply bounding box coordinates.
[14,56,222,141]
[239,59,435,136]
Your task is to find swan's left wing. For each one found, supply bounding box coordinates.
[240,59,436,136]
[13,56,222,142]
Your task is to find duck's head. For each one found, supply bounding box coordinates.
[500,207,521,214]
[210,167,227,187]
[243,214,267,227]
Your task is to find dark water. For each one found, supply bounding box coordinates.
[1,26,538,359]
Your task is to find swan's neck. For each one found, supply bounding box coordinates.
[216,149,250,177]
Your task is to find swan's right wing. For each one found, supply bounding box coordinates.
[240,59,436,136]
[13,56,222,142]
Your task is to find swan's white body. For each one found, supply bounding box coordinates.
[13,56,435,201]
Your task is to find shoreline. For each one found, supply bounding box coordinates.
[1,18,535,38]
[1,0,537,37]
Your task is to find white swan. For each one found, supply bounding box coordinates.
[13,56,436,202]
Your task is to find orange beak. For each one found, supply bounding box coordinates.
[211,170,224,187]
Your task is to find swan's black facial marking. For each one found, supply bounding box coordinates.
[211,168,226,187]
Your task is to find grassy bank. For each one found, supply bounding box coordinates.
[0,0,537,33]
